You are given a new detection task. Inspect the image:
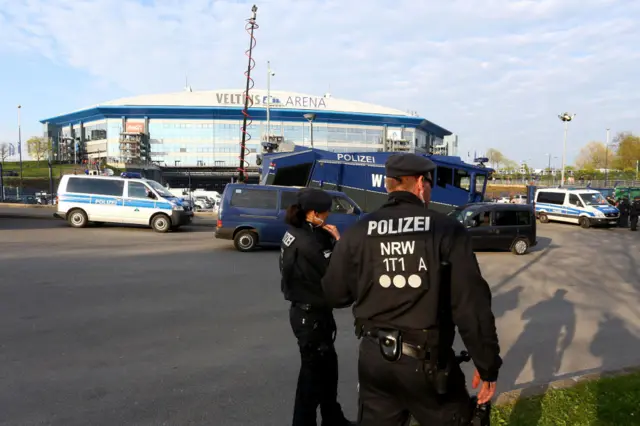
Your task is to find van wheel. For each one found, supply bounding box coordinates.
[68,209,88,228]
[234,230,258,252]
[511,238,529,255]
[151,214,171,233]
[579,217,591,229]
[538,213,549,223]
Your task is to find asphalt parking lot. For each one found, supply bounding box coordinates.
[1,218,639,426]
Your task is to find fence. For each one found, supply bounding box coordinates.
[489,179,640,188]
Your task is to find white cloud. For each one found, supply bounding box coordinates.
[0,0,639,165]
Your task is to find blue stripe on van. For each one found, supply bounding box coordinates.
[60,193,172,211]
[535,202,594,216]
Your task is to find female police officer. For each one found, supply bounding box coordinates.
[279,188,354,426]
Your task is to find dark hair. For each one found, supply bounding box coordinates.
[285,203,307,227]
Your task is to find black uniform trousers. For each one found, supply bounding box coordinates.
[357,337,472,426]
[619,212,629,228]
[289,303,346,426]
[631,213,638,231]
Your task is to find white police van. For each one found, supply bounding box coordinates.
[54,172,193,232]
[535,188,619,228]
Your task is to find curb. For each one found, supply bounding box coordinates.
[0,211,216,227]
[494,364,640,406]
[0,203,54,209]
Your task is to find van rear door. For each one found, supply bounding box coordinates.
[227,187,281,244]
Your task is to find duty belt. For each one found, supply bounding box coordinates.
[362,328,431,361]
[291,302,330,312]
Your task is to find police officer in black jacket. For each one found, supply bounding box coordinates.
[280,188,355,426]
[321,154,502,425]
[617,197,630,228]
[630,196,640,231]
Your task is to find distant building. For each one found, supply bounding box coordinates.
[431,134,459,156]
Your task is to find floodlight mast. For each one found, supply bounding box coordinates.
[558,112,575,187]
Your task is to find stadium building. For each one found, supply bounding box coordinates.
[40,89,458,188]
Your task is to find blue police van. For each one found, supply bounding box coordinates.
[215,184,364,252]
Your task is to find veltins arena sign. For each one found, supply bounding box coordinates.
[214,93,327,109]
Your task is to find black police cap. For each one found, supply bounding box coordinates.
[385,153,436,178]
[297,188,333,212]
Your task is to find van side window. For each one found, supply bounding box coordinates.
[230,189,277,209]
[67,177,124,197]
[475,174,486,192]
[436,167,453,188]
[569,194,583,207]
[516,211,531,225]
[537,192,565,204]
[479,211,491,226]
[331,197,356,214]
[280,191,298,210]
[128,182,151,199]
[494,210,519,226]
[453,169,470,192]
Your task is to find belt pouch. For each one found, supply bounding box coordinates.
[378,329,402,362]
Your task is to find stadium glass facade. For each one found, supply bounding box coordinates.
[40,89,453,168]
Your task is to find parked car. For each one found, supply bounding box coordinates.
[450,202,537,255]
[215,184,364,252]
[496,194,527,204]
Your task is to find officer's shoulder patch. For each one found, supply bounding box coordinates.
[282,231,296,247]
[323,250,332,259]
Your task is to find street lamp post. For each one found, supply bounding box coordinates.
[17,105,23,196]
[545,153,558,185]
[604,128,611,187]
[303,113,316,148]
[558,112,576,187]
[266,61,275,139]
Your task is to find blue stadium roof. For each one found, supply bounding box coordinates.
[39,90,454,137]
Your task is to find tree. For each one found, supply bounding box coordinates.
[574,141,612,170]
[613,132,640,170]
[0,142,10,165]
[26,136,52,165]
[485,148,506,169]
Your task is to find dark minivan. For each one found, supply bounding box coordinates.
[450,203,537,255]
[215,184,364,252]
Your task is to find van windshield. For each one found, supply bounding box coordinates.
[147,180,174,198]
[579,192,607,206]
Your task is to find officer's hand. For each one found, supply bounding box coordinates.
[472,370,496,405]
[323,224,340,240]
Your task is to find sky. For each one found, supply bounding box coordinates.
[0,0,638,167]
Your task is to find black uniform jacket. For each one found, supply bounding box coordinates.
[280,223,336,308]
[631,200,640,216]
[321,191,502,382]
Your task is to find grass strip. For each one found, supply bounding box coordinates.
[491,371,640,425]
[409,371,640,425]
